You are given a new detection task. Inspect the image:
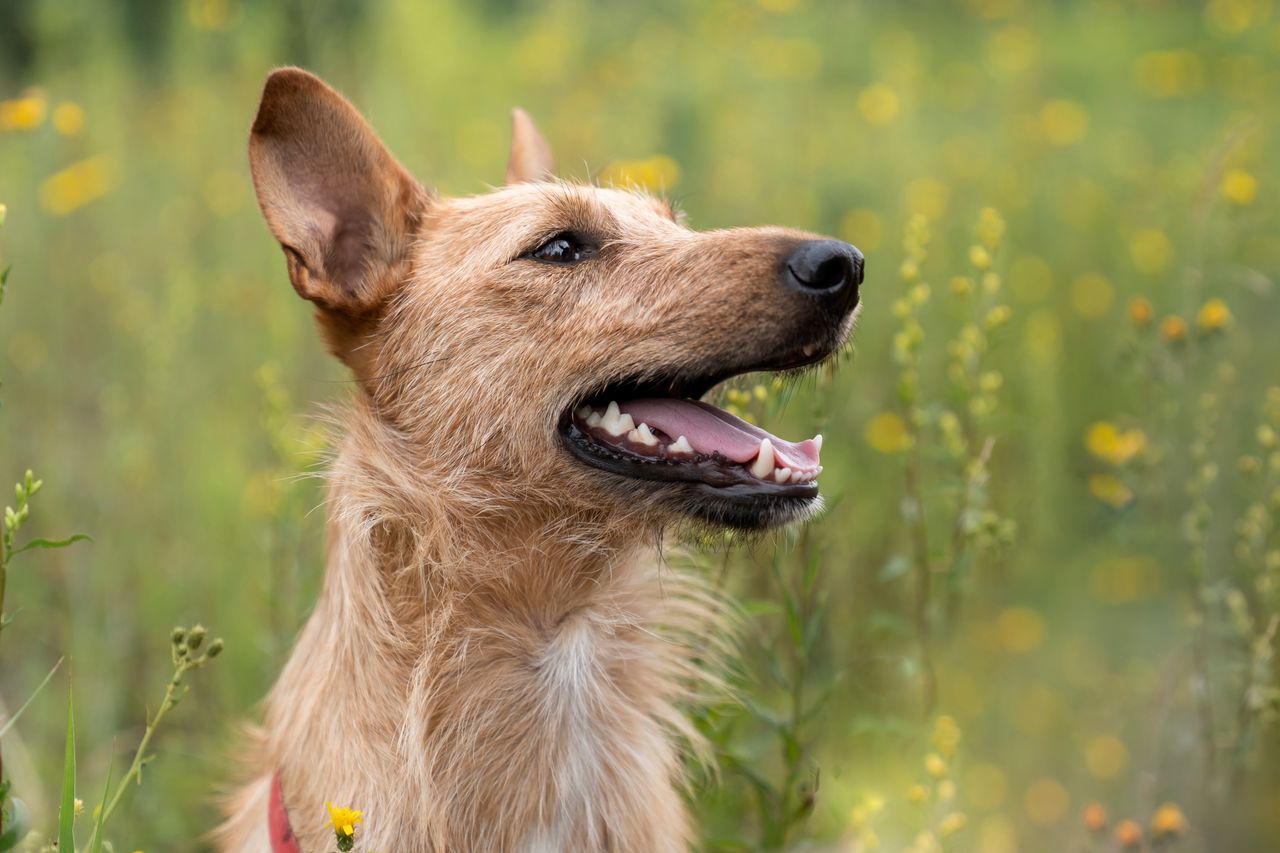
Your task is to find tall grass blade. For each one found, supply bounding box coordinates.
[0,657,63,740]
[57,673,76,853]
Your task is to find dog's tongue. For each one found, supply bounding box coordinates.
[619,399,821,470]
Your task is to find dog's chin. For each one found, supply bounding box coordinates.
[557,341,841,532]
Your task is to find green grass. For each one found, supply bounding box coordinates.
[1,1,1278,849]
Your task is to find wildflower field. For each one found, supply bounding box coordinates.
[2,0,1279,850]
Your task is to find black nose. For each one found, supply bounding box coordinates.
[782,239,863,311]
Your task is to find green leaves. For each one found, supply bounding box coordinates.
[7,534,93,559]
[0,657,63,740]
[57,674,76,853]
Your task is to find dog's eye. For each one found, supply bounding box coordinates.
[526,232,593,265]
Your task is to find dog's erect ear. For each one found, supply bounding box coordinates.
[506,108,555,184]
[249,68,428,319]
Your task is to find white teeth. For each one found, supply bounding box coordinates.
[791,469,808,483]
[586,411,603,428]
[600,401,635,436]
[750,438,775,479]
[775,467,792,483]
[628,423,659,447]
[669,435,694,456]
[813,434,823,451]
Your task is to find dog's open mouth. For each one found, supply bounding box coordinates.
[560,370,825,509]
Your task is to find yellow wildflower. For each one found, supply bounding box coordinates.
[1221,168,1257,206]
[0,91,46,130]
[598,155,680,192]
[858,83,900,126]
[1150,802,1188,839]
[865,412,913,453]
[326,801,364,837]
[52,102,85,136]
[39,155,118,216]
[1085,422,1146,466]
[969,244,992,270]
[938,812,968,838]
[937,780,956,801]
[1089,473,1134,509]
[1039,99,1089,146]
[1196,298,1232,332]
[1128,296,1153,327]
[1159,315,1187,344]
[907,783,929,803]
[933,715,961,757]
[74,798,84,816]
[925,752,948,778]
[1130,228,1172,274]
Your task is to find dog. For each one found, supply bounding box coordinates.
[217,67,863,853]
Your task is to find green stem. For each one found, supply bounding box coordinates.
[83,662,187,850]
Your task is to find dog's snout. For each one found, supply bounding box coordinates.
[782,239,863,311]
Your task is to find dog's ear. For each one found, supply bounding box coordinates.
[506,108,555,184]
[249,68,428,323]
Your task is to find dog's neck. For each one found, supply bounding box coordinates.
[258,406,714,852]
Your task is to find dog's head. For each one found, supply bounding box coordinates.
[249,69,863,532]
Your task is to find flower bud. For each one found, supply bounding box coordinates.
[187,624,206,650]
[206,638,225,658]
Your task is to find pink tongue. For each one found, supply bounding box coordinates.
[618,399,820,470]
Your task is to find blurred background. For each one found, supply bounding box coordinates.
[1,0,1278,850]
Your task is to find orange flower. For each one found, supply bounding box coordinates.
[1151,802,1188,839]
[1082,801,1108,833]
[1114,819,1143,849]
[1159,315,1187,344]
[1128,297,1153,327]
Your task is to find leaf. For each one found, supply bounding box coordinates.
[10,533,93,558]
[58,672,77,853]
[88,748,114,853]
[0,656,64,739]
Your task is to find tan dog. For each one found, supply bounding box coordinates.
[218,68,863,853]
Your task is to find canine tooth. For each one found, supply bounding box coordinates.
[629,423,659,447]
[775,467,792,483]
[813,434,823,451]
[669,435,694,455]
[616,413,635,433]
[749,438,775,479]
[601,401,635,436]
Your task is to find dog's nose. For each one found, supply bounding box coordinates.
[782,239,863,312]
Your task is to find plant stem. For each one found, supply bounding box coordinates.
[904,447,936,718]
[83,661,187,851]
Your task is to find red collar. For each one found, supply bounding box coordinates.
[268,772,302,853]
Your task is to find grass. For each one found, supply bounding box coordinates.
[2,0,1279,849]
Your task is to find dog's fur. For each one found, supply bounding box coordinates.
[218,68,857,852]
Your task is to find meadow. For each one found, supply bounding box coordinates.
[2,0,1279,850]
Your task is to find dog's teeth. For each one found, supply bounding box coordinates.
[813,434,823,451]
[576,405,592,420]
[586,411,603,428]
[775,467,792,483]
[790,469,807,483]
[601,401,635,436]
[750,438,775,479]
[669,435,694,456]
[629,423,659,447]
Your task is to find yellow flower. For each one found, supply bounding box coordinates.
[74,798,84,816]
[1085,422,1146,466]
[969,244,992,270]
[598,155,680,192]
[1130,228,1172,275]
[938,812,968,838]
[865,412,913,453]
[1150,802,1188,839]
[1128,296,1153,327]
[1082,801,1108,833]
[907,783,929,803]
[1039,99,1088,146]
[1221,168,1257,206]
[0,91,46,130]
[937,780,956,801]
[932,715,961,757]
[1159,315,1187,344]
[1196,298,1232,331]
[326,801,364,837]
[1114,818,1143,849]
[925,752,948,778]
[52,102,85,136]
[858,83,900,126]
[1089,473,1134,509]
[39,155,118,216]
